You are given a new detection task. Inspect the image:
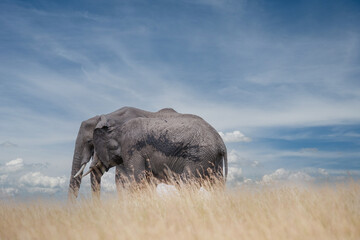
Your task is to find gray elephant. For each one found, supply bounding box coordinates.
[84,113,228,187]
[68,107,178,200]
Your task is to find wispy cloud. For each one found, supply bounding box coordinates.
[1,0,359,130]
[0,141,18,148]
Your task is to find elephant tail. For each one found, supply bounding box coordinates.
[223,150,228,181]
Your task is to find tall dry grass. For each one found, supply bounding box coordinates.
[0,182,359,240]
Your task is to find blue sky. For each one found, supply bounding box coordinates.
[1,0,360,198]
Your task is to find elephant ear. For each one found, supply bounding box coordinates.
[93,115,111,168]
[95,115,109,130]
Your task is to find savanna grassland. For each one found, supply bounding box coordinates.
[0,182,359,240]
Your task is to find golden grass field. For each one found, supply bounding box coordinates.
[0,182,359,240]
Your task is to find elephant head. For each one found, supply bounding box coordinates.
[81,115,123,178]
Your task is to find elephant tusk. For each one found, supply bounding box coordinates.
[82,168,93,178]
[95,161,106,175]
[74,164,86,178]
[100,164,106,174]
[81,162,106,179]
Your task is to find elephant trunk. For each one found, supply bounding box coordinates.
[68,135,93,201]
[68,151,82,201]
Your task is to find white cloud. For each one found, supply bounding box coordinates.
[0,158,24,173]
[19,172,66,189]
[100,173,117,192]
[243,178,254,184]
[227,167,242,182]
[318,168,328,176]
[228,150,241,163]
[0,158,71,196]
[261,168,314,185]
[288,171,313,182]
[251,160,259,167]
[226,167,360,187]
[26,187,59,194]
[6,158,23,167]
[234,167,359,187]
[156,183,180,198]
[0,175,8,184]
[227,149,260,168]
[77,170,117,194]
[0,187,19,197]
[226,167,259,187]
[219,131,251,143]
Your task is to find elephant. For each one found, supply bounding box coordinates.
[68,107,179,200]
[85,113,228,188]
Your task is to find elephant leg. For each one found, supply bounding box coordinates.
[178,165,194,184]
[125,153,146,184]
[180,164,212,185]
[90,170,102,199]
[115,164,131,192]
[90,153,103,199]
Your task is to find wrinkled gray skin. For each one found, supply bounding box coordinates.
[92,113,228,187]
[68,107,179,200]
